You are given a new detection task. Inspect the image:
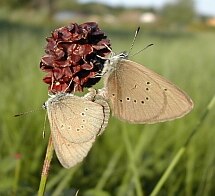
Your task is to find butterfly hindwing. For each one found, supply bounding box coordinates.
[51,132,96,169]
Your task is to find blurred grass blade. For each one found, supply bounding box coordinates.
[52,168,76,196]
[122,124,144,196]
[13,154,21,195]
[95,146,123,190]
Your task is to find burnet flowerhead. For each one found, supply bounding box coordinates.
[40,22,111,93]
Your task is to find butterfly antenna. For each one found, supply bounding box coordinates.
[127,26,140,56]
[130,43,154,57]
[14,108,43,117]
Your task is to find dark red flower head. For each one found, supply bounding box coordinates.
[40,22,111,94]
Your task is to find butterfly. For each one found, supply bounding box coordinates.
[100,52,193,124]
[44,89,110,168]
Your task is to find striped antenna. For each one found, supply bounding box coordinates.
[130,43,154,57]
[14,107,43,117]
[128,26,140,56]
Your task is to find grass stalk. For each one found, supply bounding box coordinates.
[150,94,215,196]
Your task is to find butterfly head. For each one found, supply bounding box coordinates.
[118,51,129,59]
[101,51,128,77]
[43,93,74,110]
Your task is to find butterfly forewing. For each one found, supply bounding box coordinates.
[132,59,193,122]
[47,95,107,143]
[105,59,193,123]
[105,59,165,123]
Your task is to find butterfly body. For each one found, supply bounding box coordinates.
[102,52,128,76]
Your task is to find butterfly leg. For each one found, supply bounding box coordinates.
[83,88,97,101]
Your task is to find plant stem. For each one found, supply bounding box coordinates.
[38,136,54,196]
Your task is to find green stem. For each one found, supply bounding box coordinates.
[38,136,54,196]
[151,94,215,196]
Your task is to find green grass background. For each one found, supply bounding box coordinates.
[0,18,215,196]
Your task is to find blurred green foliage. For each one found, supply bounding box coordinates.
[0,0,197,27]
[161,0,196,28]
[0,6,215,196]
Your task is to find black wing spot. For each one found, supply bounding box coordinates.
[134,100,137,103]
[81,125,84,129]
[85,108,88,111]
[146,97,149,100]
[82,119,86,123]
[112,93,115,97]
[126,97,130,101]
[141,100,145,104]
[119,99,123,102]
[81,112,85,116]
[146,87,149,91]
[146,81,151,85]
[76,128,80,132]
[164,88,168,91]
